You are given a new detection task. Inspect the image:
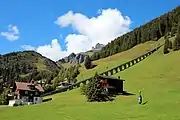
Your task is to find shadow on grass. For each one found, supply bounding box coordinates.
[122,91,136,96]
[43,98,52,103]
[85,64,97,70]
[91,64,97,69]
[142,101,148,105]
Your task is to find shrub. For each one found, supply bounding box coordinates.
[13,103,18,107]
[80,84,87,95]
[0,88,9,105]
[44,84,55,93]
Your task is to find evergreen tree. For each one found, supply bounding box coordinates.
[164,37,170,54]
[173,22,180,51]
[169,40,173,49]
[173,33,180,51]
[171,26,177,36]
[0,88,9,105]
[84,73,109,102]
[84,55,92,69]
[80,83,87,95]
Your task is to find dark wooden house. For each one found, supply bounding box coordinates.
[98,75,125,95]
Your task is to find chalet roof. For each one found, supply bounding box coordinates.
[98,75,125,81]
[15,82,44,92]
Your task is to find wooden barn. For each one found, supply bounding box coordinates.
[98,75,125,95]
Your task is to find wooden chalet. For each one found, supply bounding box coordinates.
[8,80,44,106]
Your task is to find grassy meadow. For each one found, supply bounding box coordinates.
[1,37,180,120]
[76,38,164,81]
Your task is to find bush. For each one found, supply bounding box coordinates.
[13,103,18,107]
[80,83,87,95]
[0,88,9,105]
[44,84,55,93]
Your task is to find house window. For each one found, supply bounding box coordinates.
[35,92,39,96]
[25,91,28,95]
[35,97,38,101]
[30,93,33,96]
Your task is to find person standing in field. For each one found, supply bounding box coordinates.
[138,90,142,104]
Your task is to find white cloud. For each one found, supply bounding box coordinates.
[36,39,67,61]
[1,25,20,41]
[21,45,36,51]
[65,34,92,54]
[55,8,131,46]
[22,8,131,61]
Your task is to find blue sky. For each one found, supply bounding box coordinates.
[0,0,179,61]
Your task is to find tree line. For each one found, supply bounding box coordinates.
[164,22,180,54]
[91,6,180,60]
[44,65,80,93]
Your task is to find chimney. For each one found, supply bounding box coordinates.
[40,80,43,87]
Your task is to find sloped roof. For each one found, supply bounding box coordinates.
[98,75,125,81]
[15,82,44,92]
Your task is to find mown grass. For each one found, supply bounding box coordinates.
[77,38,164,81]
[1,37,180,120]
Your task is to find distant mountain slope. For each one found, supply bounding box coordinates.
[0,51,60,89]
[57,43,105,65]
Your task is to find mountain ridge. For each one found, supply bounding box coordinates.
[57,43,105,65]
[0,50,60,92]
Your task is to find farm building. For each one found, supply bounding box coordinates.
[98,75,125,94]
[8,80,44,106]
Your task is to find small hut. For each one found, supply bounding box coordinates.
[98,75,125,95]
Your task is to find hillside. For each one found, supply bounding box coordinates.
[0,4,180,120]
[0,51,60,90]
[1,43,180,120]
[58,6,180,77]
[76,37,164,81]
[91,6,180,61]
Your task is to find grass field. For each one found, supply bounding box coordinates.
[1,38,180,120]
[77,38,164,81]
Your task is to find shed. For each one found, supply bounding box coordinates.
[98,75,125,94]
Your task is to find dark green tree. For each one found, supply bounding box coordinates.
[171,26,177,36]
[0,88,9,105]
[80,83,87,95]
[164,37,170,54]
[173,33,180,51]
[169,40,173,49]
[173,22,180,51]
[84,55,92,69]
[85,73,104,102]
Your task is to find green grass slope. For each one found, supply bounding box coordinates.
[77,38,164,81]
[1,40,180,120]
